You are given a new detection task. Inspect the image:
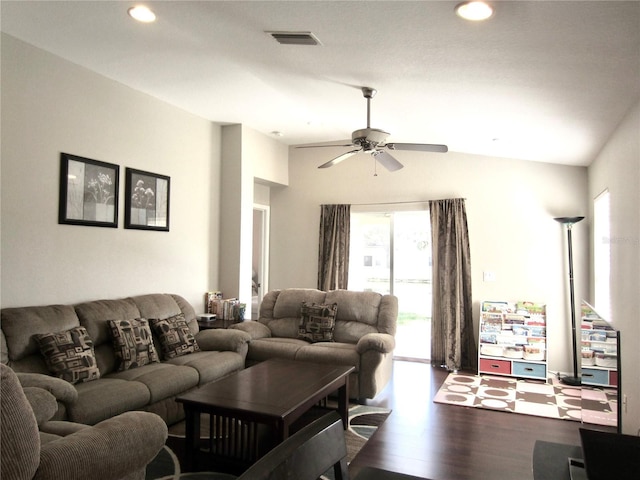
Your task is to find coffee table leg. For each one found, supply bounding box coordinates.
[184,408,201,471]
[337,379,349,429]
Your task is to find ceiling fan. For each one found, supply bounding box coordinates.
[297,87,448,171]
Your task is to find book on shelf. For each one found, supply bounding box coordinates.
[205,291,223,314]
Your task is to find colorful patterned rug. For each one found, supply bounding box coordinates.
[433,372,617,427]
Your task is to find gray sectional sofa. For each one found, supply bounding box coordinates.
[0,293,250,426]
[230,288,398,400]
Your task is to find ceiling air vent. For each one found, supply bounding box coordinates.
[266,31,321,46]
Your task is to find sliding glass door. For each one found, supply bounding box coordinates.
[349,210,431,360]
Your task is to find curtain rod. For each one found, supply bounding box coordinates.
[347,198,466,207]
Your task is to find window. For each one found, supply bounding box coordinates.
[594,190,611,320]
[349,209,431,360]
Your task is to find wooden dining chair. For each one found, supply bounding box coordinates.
[163,411,430,480]
[235,411,349,480]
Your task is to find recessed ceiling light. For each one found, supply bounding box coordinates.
[128,5,156,23]
[455,2,494,21]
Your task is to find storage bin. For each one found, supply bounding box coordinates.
[480,344,504,357]
[523,344,545,361]
[595,353,617,368]
[479,358,511,375]
[581,350,595,366]
[513,361,546,379]
[504,346,524,359]
[581,368,610,386]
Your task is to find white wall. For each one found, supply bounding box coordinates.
[1,34,221,311]
[272,146,589,376]
[219,124,287,317]
[588,100,640,435]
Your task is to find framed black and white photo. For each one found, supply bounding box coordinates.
[124,168,170,231]
[58,153,119,228]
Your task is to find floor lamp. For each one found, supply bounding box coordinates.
[555,216,584,386]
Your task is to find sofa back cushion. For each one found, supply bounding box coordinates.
[132,294,198,336]
[325,290,383,343]
[74,298,141,376]
[264,289,326,338]
[260,289,397,343]
[1,305,80,373]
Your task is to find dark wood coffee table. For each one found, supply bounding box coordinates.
[176,358,355,472]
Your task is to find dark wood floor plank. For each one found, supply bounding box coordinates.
[350,360,598,480]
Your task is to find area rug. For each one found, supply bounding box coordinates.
[433,372,617,427]
[146,404,391,479]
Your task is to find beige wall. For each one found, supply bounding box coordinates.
[588,100,640,435]
[1,34,222,311]
[273,146,590,377]
[219,124,287,318]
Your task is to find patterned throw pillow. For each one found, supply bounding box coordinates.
[108,318,159,371]
[36,327,100,384]
[298,302,338,343]
[149,314,200,360]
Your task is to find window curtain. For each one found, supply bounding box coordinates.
[429,198,476,372]
[317,204,350,291]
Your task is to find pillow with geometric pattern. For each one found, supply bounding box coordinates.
[35,326,100,384]
[149,314,200,360]
[108,318,159,371]
[298,302,338,343]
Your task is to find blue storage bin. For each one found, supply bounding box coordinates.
[513,361,547,379]
[582,367,610,386]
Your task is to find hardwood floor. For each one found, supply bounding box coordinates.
[349,360,591,480]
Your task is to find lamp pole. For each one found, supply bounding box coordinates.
[554,216,584,386]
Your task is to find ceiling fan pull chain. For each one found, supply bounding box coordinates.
[373,156,378,176]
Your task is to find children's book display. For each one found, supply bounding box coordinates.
[478,301,547,380]
[581,301,618,387]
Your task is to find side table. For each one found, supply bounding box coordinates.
[197,316,237,330]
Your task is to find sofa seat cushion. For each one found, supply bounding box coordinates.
[71,378,150,425]
[106,363,199,403]
[246,338,308,362]
[295,343,360,372]
[165,351,245,385]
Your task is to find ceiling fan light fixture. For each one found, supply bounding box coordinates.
[455,2,493,21]
[128,5,156,23]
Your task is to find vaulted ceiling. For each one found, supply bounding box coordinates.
[2,1,639,166]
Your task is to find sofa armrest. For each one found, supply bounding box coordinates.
[23,387,58,427]
[17,372,78,404]
[36,411,167,480]
[196,328,251,354]
[356,333,396,355]
[229,321,272,340]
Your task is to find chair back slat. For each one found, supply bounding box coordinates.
[237,411,349,480]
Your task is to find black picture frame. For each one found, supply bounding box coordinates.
[124,167,170,231]
[58,153,119,228]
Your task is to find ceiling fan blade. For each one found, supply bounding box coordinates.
[386,142,448,153]
[296,143,355,149]
[372,150,404,172]
[318,149,362,169]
